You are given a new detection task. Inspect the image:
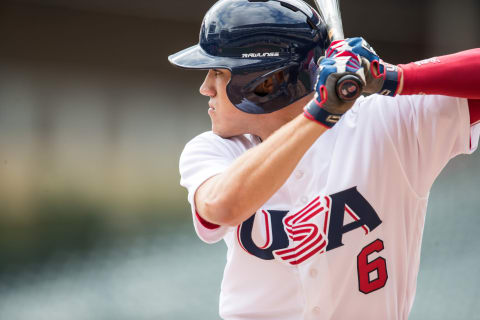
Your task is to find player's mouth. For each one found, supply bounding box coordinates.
[208,103,216,112]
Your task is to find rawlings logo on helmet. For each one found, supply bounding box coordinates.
[242,52,280,58]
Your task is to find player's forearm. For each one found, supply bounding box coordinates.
[196,115,327,226]
[398,48,480,98]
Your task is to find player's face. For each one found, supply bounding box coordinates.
[199,69,256,138]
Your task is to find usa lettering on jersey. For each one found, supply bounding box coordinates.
[237,187,382,265]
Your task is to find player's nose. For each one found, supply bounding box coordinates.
[199,71,216,97]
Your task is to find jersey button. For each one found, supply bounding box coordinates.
[312,306,321,314]
[294,170,304,179]
[309,268,318,278]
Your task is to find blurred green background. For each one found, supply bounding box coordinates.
[0,0,479,319]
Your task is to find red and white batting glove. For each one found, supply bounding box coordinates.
[328,37,402,96]
[304,50,365,128]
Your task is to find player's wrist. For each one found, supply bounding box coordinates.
[336,37,401,97]
[379,62,402,96]
[304,49,364,128]
[362,60,402,97]
[396,66,404,95]
[303,99,341,128]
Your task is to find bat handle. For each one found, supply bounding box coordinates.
[336,75,363,102]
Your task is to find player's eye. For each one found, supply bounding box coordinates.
[213,69,222,77]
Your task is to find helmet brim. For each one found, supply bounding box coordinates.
[168,45,267,71]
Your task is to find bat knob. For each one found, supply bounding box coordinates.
[336,75,363,102]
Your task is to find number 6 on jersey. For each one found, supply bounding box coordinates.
[357,239,388,294]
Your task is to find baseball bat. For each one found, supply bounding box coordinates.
[313,0,363,102]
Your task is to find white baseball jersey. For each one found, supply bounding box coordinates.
[179,94,479,320]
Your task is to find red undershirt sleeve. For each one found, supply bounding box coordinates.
[398,48,480,124]
[468,99,480,125]
[399,48,480,99]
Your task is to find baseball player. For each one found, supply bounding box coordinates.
[168,0,480,319]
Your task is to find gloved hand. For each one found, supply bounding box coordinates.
[327,37,402,96]
[304,51,365,128]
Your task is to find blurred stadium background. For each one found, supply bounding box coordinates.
[0,0,478,319]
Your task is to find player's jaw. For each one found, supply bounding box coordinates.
[199,69,254,138]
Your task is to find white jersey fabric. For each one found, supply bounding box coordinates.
[179,95,479,320]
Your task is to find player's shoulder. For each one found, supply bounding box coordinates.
[339,95,394,126]
[347,94,467,133]
[181,131,260,161]
[356,93,462,110]
[348,94,434,121]
[338,94,417,132]
[352,94,399,110]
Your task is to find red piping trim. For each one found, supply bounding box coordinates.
[195,211,220,230]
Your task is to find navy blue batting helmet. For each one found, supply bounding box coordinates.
[168,0,330,114]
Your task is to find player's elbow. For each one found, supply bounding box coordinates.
[199,197,247,227]
[195,176,252,226]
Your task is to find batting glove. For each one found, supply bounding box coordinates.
[335,37,402,96]
[304,52,365,128]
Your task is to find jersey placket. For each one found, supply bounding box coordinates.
[279,164,335,318]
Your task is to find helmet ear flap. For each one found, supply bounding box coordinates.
[244,66,290,97]
[253,70,287,97]
[226,66,290,114]
[227,62,312,114]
